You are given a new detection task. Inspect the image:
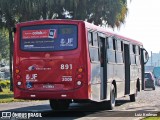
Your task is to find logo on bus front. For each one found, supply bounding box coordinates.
[26,74,38,81]
[28,65,51,71]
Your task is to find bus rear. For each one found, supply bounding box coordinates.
[13,20,89,107]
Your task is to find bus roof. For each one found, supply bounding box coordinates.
[16,19,143,46]
[84,21,143,46]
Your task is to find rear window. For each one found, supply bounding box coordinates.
[144,73,151,79]
[20,24,78,51]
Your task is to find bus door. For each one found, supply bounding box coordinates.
[99,35,107,100]
[124,44,130,94]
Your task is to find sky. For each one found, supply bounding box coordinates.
[109,0,160,54]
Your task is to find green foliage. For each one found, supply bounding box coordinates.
[0,0,128,28]
[0,29,9,60]
[0,88,38,103]
[0,80,10,88]
[143,117,160,120]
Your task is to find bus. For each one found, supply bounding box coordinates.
[13,20,149,110]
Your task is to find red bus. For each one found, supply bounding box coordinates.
[13,20,149,110]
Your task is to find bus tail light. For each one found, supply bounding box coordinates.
[16,69,20,74]
[16,75,21,80]
[17,81,22,86]
[15,68,23,87]
[77,74,83,79]
[78,68,83,73]
[77,81,82,86]
[75,67,84,88]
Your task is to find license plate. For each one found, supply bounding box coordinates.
[43,84,54,88]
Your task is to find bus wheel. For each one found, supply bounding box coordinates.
[49,100,70,111]
[130,87,138,102]
[106,84,116,110]
[152,87,155,90]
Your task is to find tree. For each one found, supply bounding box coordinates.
[0,0,16,91]
[0,29,9,60]
[48,0,128,27]
[15,0,128,27]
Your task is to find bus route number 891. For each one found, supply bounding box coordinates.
[60,64,72,70]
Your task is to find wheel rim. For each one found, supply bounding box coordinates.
[135,88,138,97]
[111,85,115,107]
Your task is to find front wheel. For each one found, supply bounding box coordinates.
[49,100,70,111]
[153,87,155,90]
[106,84,116,110]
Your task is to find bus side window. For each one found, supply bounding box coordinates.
[136,46,140,65]
[121,41,123,51]
[93,32,98,47]
[130,44,136,65]
[108,37,113,49]
[116,40,123,63]
[138,46,141,55]
[99,37,105,66]
[133,45,136,54]
[89,48,99,62]
[130,45,133,54]
[88,32,93,46]
[107,37,116,63]
[88,31,99,62]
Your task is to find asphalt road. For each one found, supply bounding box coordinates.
[0,86,160,120]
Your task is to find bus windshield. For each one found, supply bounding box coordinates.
[20,24,78,51]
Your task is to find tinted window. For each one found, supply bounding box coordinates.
[107,50,116,63]
[88,31,98,47]
[108,37,113,49]
[93,32,98,46]
[20,25,78,51]
[116,52,123,63]
[133,45,136,54]
[130,45,133,53]
[88,32,93,46]
[144,73,151,79]
[130,54,136,64]
[89,47,99,62]
[117,40,122,52]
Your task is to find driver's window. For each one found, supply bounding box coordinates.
[143,49,149,64]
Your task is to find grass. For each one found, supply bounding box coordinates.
[0,88,30,103]
[143,117,160,120]
[142,112,160,120]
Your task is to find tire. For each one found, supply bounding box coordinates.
[153,87,155,90]
[106,84,116,110]
[130,87,138,102]
[130,94,136,102]
[49,100,70,111]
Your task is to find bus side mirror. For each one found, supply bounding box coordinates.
[143,49,149,64]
